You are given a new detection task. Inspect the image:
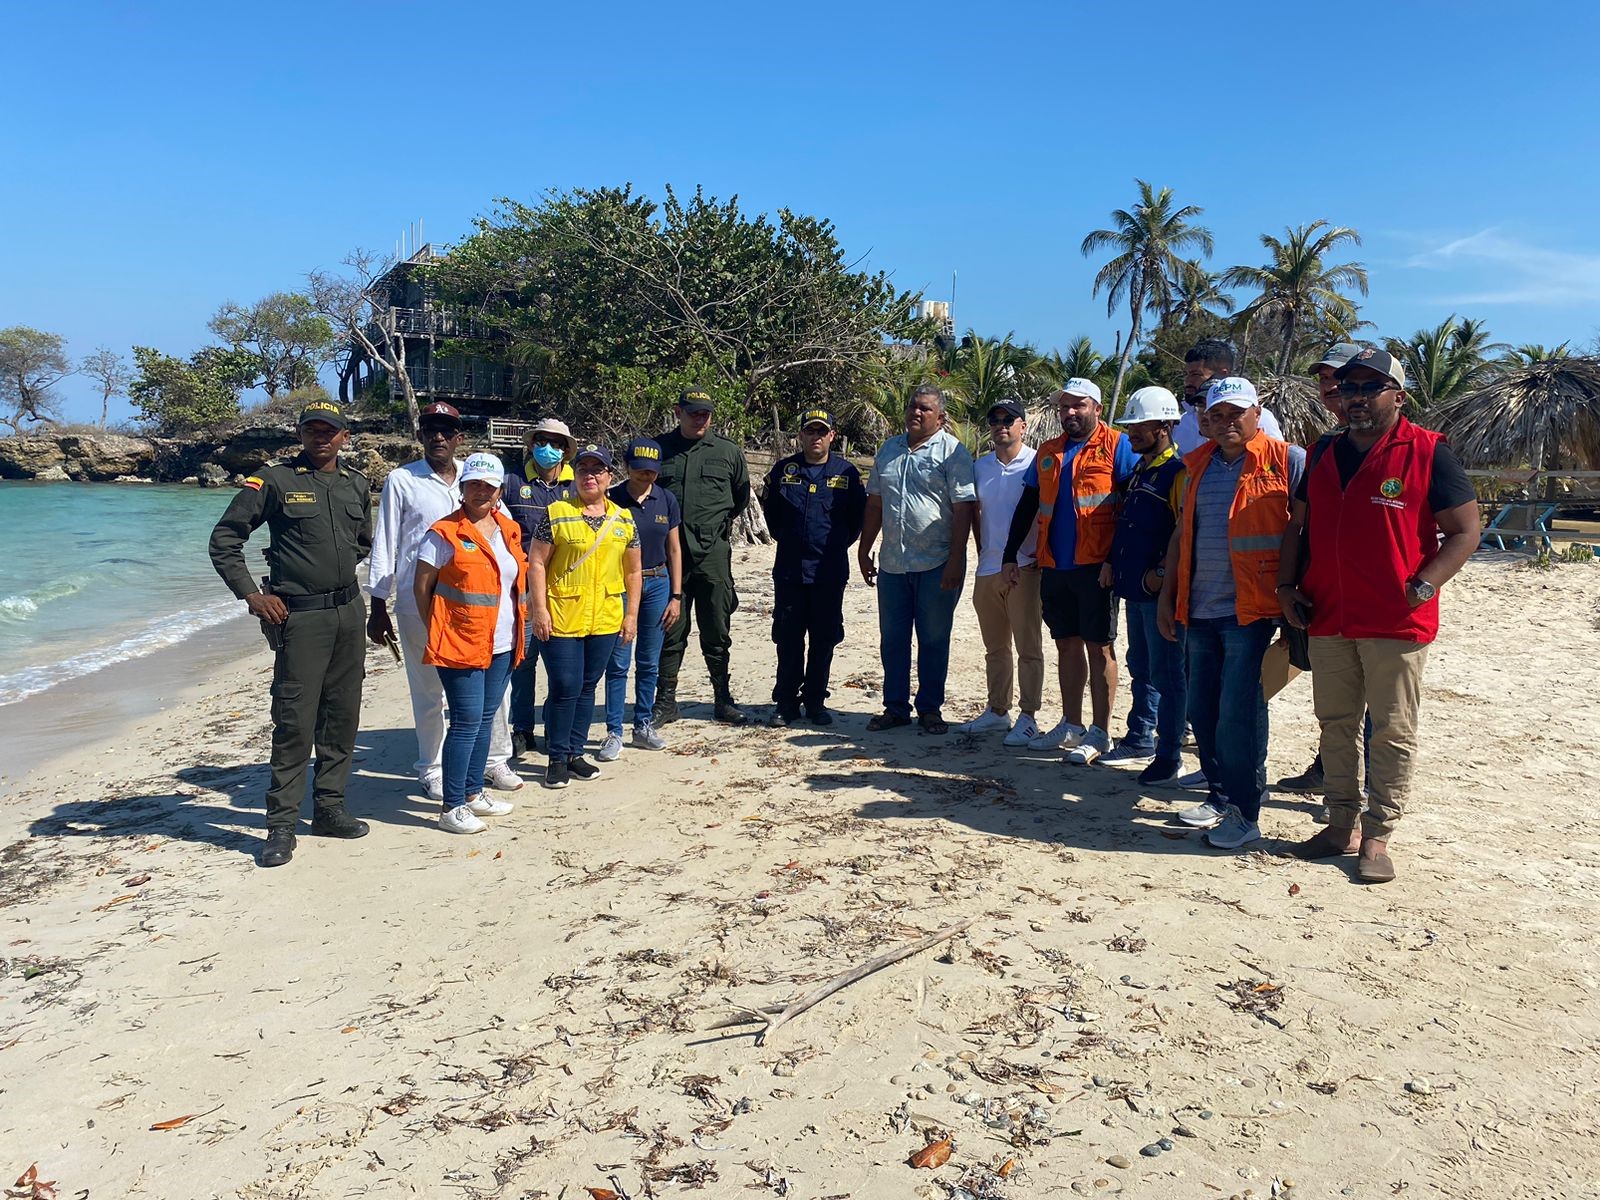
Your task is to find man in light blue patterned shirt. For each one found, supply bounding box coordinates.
[858,385,977,734]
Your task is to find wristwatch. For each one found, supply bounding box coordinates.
[1408,578,1437,602]
[670,593,683,600]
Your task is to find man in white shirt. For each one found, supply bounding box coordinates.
[366,402,521,798]
[960,397,1044,745]
[1175,338,1282,454]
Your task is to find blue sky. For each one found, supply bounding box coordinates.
[5,0,1599,424]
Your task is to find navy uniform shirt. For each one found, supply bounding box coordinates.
[760,451,867,586]
[608,480,681,571]
[502,467,575,557]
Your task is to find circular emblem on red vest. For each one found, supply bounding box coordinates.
[1040,455,1055,472]
[1380,477,1403,499]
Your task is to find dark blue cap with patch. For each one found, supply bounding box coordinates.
[626,437,663,471]
[798,407,835,430]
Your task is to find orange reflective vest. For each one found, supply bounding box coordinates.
[1033,421,1124,568]
[423,508,529,669]
[1174,431,1293,624]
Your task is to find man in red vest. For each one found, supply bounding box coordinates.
[1277,349,1480,883]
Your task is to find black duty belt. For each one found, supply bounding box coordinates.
[642,566,668,577]
[281,583,361,611]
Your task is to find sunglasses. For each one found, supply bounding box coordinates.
[420,423,461,436]
[1337,380,1399,398]
[987,413,1020,427]
[801,425,832,435]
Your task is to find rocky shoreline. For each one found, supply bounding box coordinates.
[0,427,421,491]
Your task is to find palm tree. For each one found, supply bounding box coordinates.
[1224,220,1368,376]
[1081,180,1213,413]
[940,331,1047,425]
[1255,373,1336,447]
[1165,259,1235,329]
[1384,315,1503,415]
[1043,335,1105,388]
[1432,355,1600,479]
[1503,342,1572,365]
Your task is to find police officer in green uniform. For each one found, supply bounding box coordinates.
[208,399,373,867]
[654,387,751,725]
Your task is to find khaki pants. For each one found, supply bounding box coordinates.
[1308,635,1430,839]
[971,568,1044,714]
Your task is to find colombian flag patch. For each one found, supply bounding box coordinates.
[243,476,264,490]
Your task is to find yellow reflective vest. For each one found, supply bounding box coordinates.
[545,498,637,637]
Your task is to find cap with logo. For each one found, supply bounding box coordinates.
[677,388,715,414]
[418,401,462,428]
[574,443,615,470]
[1060,377,1103,404]
[625,438,663,472]
[1117,386,1181,424]
[298,399,348,430]
[1309,343,1364,376]
[1335,347,1407,389]
[986,397,1027,420]
[1205,377,1261,410]
[460,452,505,487]
[799,407,835,430]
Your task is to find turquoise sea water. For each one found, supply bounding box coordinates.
[0,482,246,707]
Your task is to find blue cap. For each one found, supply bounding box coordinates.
[625,437,663,472]
[573,443,614,470]
[798,407,835,430]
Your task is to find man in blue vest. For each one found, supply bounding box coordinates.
[1100,387,1188,784]
[760,408,867,726]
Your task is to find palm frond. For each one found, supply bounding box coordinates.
[1431,355,1600,469]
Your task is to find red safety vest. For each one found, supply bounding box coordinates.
[1302,416,1445,643]
[1034,421,1123,567]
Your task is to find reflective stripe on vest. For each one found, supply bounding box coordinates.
[1034,422,1123,568]
[435,581,499,607]
[1174,432,1292,625]
[545,498,636,638]
[423,508,528,671]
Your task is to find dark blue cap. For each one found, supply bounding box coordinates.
[573,443,614,470]
[798,407,835,430]
[626,438,663,472]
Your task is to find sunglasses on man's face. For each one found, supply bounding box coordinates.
[421,423,460,437]
[987,413,1020,427]
[531,435,566,447]
[1337,380,1399,398]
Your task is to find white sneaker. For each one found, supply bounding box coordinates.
[439,805,486,835]
[959,710,1012,734]
[466,792,513,817]
[420,771,444,802]
[1203,806,1261,849]
[1028,720,1085,751]
[1100,740,1156,766]
[632,723,667,751]
[1067,725,1111,765]
[1003,713,1040,747]
[1177,797,1227,827]
[484,762,524,792]
[596,732,624,762]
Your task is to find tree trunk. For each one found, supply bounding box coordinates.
[100,392,109,426]
[1109,290,1142,420]
[734,501,772,545]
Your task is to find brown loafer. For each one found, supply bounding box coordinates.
[1292,827,1360,860]
[1357,850,1396,884]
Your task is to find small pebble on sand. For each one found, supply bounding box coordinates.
[1106,1155,1131,1169]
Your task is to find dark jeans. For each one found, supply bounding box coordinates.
[1124,598,1186,760]
[604,573,671,734]
[878,563,963,718]
[543,633,619,758]
[1184,615,1274,821]
[435,651,514,810]
[772,576,847,711]
[508,631,547,733]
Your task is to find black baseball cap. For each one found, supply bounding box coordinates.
[677,388,715,414]
[798,408,835,430]
[987,398,1026,420]
[298,399,348,430]
[1335,347,1407,389]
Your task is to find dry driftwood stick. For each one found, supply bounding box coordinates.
[749,916,978,1046]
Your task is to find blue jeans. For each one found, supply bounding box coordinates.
[508,631,547,733]
[1124,599,1186,760]
[543,633,620,758]
[603,573,671,735]
[1184,615,1274,821]
[435,651,514,810]
[878,563,963,718]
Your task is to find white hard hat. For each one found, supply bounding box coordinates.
[1118,386,1182,423]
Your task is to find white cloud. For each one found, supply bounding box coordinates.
[1401,229,1600,305]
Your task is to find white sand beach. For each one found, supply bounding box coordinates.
[2,547,1597,1199]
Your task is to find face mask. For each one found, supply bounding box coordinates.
[531,444,565,470]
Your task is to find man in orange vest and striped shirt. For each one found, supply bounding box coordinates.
[1001,378,1137,764]
[1157,377,1306,849]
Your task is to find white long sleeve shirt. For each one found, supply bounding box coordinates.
[1174,404,1283,455]
[367,459,463,602]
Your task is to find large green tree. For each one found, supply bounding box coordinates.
[1081,180,1213,413]
[208,292,336,398]
[129,345,256,433]
[0,326,71,434]
[1224,220,1368,375]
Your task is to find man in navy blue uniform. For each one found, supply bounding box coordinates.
[760,408,867,726]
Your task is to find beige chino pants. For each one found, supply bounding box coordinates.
[971,568,1044,715]
[1308,635,1430,839]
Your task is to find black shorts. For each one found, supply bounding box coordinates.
[1040,564,1117,644]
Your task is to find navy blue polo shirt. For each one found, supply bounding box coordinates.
[608,481,681,571]
[502,471,574,556]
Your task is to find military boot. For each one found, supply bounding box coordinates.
[311,806,370,839]
[258,827,296,868]
[713,689,749,725]
[653,687,681,726]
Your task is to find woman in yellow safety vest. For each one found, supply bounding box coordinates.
[528,443,642,789]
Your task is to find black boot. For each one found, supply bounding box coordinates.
[714,694,749,725]
[311,806,370,839]
[258,827,296,868]
[653,685,680,726]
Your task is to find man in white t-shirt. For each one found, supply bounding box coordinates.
[366,402,520,800]
[960,397,1045,745]
[1174,337,1282,454]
